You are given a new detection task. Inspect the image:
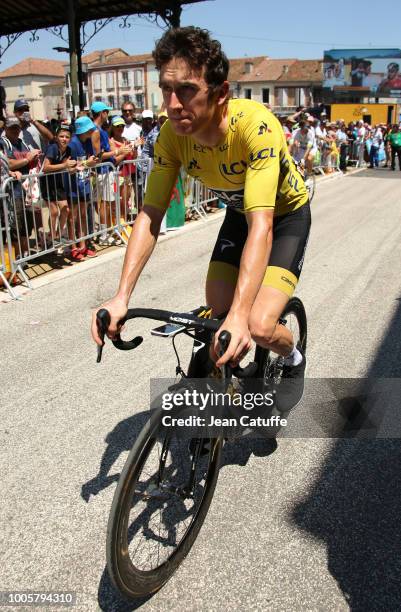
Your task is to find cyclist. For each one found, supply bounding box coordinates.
[91,27,311,409]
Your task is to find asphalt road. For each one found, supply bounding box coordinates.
[1,167,401,611]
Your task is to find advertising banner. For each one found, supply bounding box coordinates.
[323,49,401,96]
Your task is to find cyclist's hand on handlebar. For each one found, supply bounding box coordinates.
[212,314,252,368]
[91,296,128,346]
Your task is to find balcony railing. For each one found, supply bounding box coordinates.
[271,105,297,114]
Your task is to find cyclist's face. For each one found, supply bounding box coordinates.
[159,57,224,137]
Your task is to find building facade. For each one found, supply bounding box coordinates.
[0,58,65,120]
[228,56,323,114]
[87,53,162,115]
[40,80,66,121]
[64,48,129,114]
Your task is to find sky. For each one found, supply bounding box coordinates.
[1,0,401,70]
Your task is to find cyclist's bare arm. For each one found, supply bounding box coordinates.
[91,205,165,345]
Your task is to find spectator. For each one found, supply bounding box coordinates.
[315,118,330,167]
[0,116,41,256]
[13,99,53,151]
[355,120,367,165]
[40,124,77,251]
[65,115,97,260]
[369,125,383,168]
[388,124,401,171]
[109,116,137,227]
[0,148,23,265]
[89,101,117,245]
[142,111,168,160]
[141,109,154,139]
[289,121,314,173]
[121,101,141,143]
[381,124,392,168]
[336,122,349,172]
[306,115,318,169]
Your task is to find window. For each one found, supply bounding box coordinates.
[108,95,115,109]
[93,73,102,91]
[95,96,102,102]
[134,70,143,87]
[106,72,114,89]
[120,70,130,87]
[135,93,144,109]
[122,94,131,104]
[65,74,70,89]
[244,62,253,74]
[244,88,252,99]
[262,88,270,104]
[276,88,288,106]
[18,82,24,96]
[149,68,159,84]
[66,94,72,110]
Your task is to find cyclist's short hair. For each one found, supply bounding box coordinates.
[153,26,229,92]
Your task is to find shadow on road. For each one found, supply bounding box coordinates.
[291,298,401,610]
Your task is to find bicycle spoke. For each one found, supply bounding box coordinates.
[124,434,211,571]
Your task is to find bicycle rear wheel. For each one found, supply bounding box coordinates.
[107,409,223,598]
[255,296,307,381]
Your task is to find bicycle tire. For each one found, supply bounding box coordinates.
[255,296,307,379]
[106,408,223,598]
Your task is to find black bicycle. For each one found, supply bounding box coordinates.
[96,297,307,599]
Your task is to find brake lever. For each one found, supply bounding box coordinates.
[96,308,111,363]
[217,330,232,380]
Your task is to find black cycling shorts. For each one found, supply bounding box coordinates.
[207,202,311,297]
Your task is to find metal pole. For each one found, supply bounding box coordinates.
[67,0,79,118]
[76,27,85,111]
[169,4,182,27]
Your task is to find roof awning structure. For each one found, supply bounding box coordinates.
[0,0,204,36]
[0,0,206,116]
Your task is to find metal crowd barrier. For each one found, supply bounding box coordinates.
[184,175,217,219]
[0,161,126,299]
[0,189,19,299]
[116,157,152,241]
[0,155,218,300]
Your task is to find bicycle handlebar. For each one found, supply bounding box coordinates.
[96,307,221,363]
[96,307,258,379]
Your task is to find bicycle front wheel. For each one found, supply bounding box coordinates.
[106,409,223,598]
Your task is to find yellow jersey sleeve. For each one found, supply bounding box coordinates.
[241,108,283,213]
[143,122,181,212]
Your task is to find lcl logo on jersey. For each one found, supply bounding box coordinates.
[155,155,167,166]
[248,148,276,169]
[218,160,247,184]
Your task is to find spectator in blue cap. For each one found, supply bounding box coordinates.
[64,115,98,260]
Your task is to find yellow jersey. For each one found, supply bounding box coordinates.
[144,98,308,217]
